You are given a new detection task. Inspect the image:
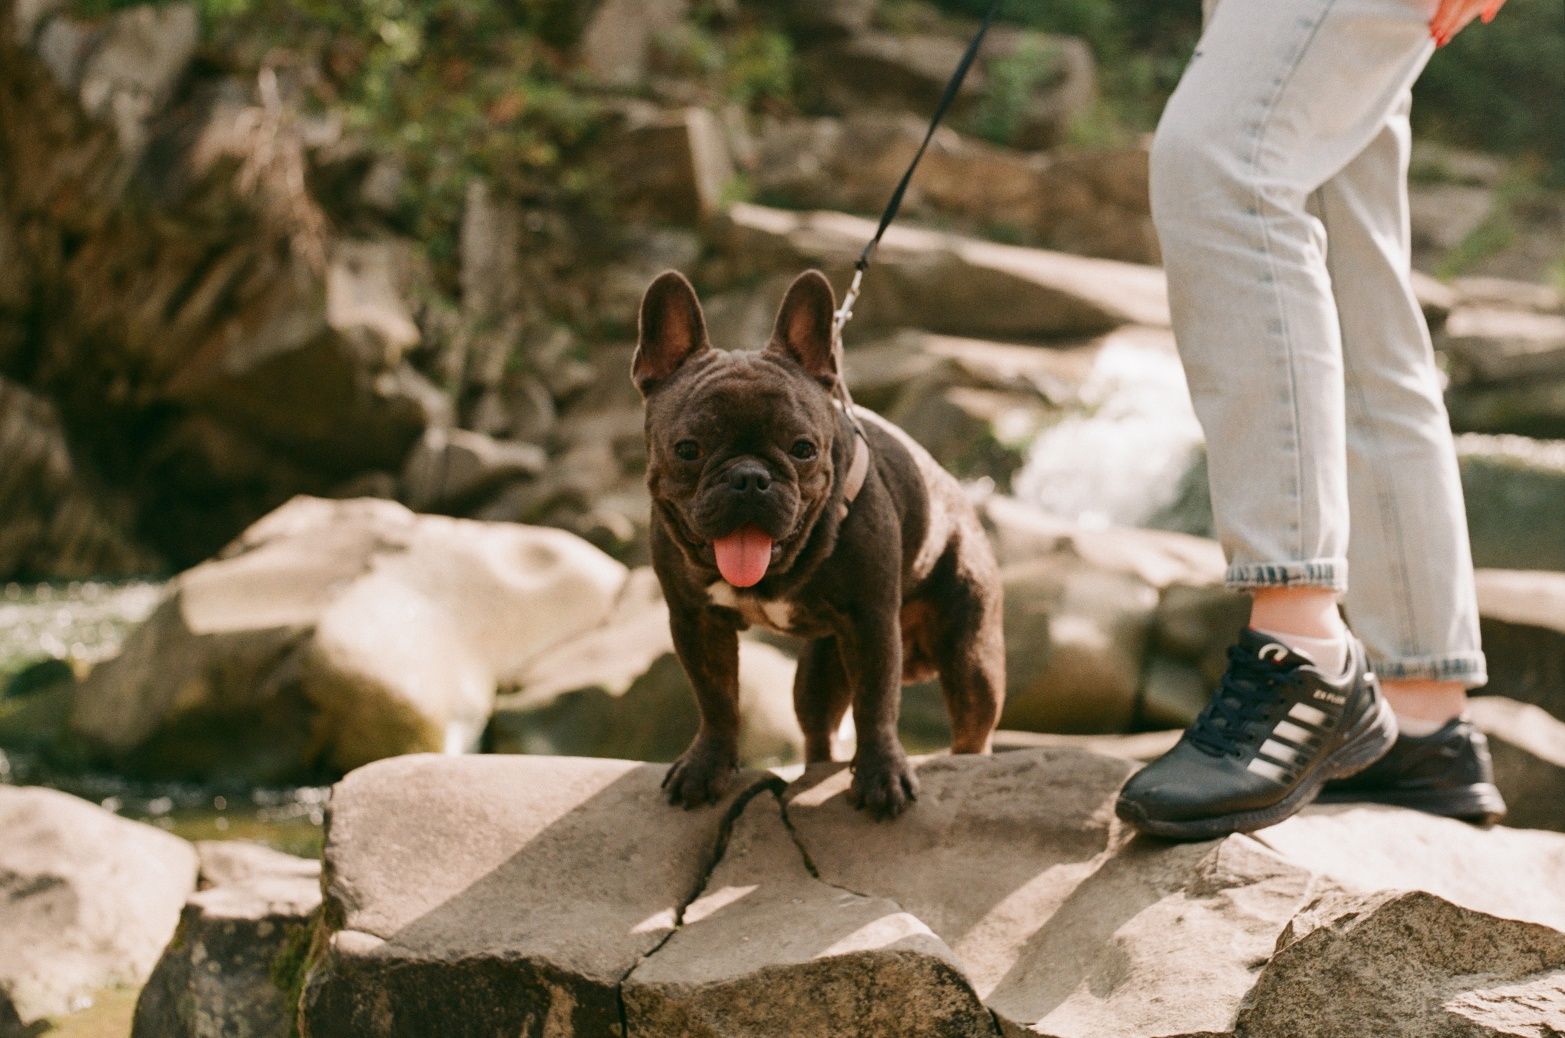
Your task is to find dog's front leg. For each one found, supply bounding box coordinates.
[841,606,919,819]
[663,605,742,809]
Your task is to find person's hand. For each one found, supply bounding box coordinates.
[1430,0,1507,47]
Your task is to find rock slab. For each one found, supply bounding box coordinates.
[0,786,198,1036]
[298,750,1565,1038]
[132,843,322,1038]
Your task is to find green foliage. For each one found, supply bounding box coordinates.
[1415,2,1565,181]
[931,0,1565,177]
[973,33,1059,144]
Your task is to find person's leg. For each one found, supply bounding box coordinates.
[1119,0,1438,839]
[1307,93,1504,822]
[1312,89,1488,707]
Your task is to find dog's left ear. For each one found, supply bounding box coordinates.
[767,270,838,386]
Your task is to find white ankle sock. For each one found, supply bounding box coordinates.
[1254,626,1350,679]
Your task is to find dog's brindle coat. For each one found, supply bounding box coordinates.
[634,269,1005,818]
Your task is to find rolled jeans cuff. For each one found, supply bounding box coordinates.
[1371,652,1489,690]
[1225,558,1348,593]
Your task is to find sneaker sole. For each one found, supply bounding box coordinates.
[1116,690,1399,842]
[1314,783,1508,828]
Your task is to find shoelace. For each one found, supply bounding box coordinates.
[1187,645,1300,758]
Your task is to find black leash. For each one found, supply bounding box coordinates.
[831,0,1006,349]
[829,0,1004,436]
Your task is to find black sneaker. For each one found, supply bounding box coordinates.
[1316,717,1507,826]
[1115,627,1397,840]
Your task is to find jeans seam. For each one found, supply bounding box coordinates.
[1246,0,1338,563]
[1321,186,1422,655]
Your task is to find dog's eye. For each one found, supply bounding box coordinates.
[674,440,701,462]
[790,439,818,461]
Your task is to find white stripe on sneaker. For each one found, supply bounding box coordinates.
[1273,720,1319,746]
[1246,757,1292,783]
[1258,738,1307,768]
[1288,702,1330,728]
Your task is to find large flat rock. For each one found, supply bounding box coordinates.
[298,754,781,1037]
[296,749,1565,1037]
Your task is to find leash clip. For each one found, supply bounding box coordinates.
[832,266,865,345]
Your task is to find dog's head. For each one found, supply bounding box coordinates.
[634,269,843,589]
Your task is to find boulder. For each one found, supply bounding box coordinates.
[982,496,1242,732]
[1,6,449,568]
[750,114,1155,263]
[603,106,735,224]
[715,203,1170,340]
[1476,568,1565,724]
[1441,306,1565,384]
[799,27,1096,151]
[578,0,688,87]
[489,568,803,765]
[1235,889,1565,1038]
[1451,276,1565,314]
[67,496,629,783]
[0,786,197,1035]
[1137,433,1565,572]
[1457,433,1565,572]
[296,750,1565,1037]
[401,426,546,514]
[0,377,162,579]
[132,843,321,1038]
[297,754,782,1037]
[1468,696,1565,833]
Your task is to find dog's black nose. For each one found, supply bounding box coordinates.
[726,461,772,495]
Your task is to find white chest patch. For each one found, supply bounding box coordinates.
[706,582,797,633]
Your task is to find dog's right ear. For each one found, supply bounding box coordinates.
[633,271,710,395]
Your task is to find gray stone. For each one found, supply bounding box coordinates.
[800,28,1096,151]
[0,377,163,580]
[1468,696,1565,833]
[194,839,321,891]
[1476,568,1565,725]
[286,750,1565,1038]
[783,751,1334,1038]
[68,496,628,783]
[604,106,735,223]
[717,203,1170,340]
[1441,306,1565,384]
[1000,555,1158,733]
[401,426,546,513]
[1235,889,1565,1038]
[297,754,779,1038]
[1457,433,1565,572]
[132,844,321,1038]
[623,793,997,1037]
[578,0,688,87]
[0,786,197,1034]
[490,568,802,765]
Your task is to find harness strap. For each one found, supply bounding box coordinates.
[838,424,871,520]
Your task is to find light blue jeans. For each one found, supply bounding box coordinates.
[1151,0,1487,687]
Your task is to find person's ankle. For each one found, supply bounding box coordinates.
[1381,679,1466,736]
[1249,587,1349,676]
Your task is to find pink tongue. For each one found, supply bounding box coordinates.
[713,526,774,588]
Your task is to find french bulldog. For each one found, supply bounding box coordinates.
[634,269,1005,819]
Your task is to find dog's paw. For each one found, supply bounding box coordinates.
[662,739,739,809]
[848,749,919,820]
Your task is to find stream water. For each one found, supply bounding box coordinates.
[0,581,326,858]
